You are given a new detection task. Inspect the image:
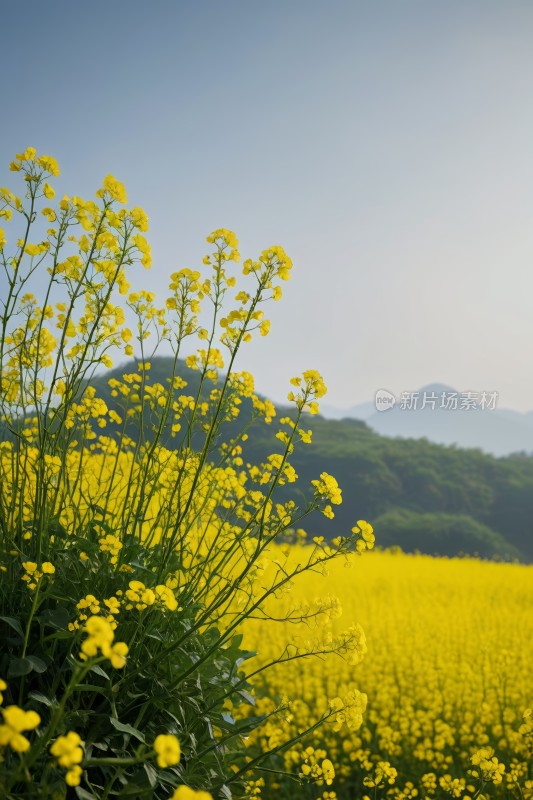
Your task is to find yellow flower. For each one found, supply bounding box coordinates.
[16,147,36,161]
[171,787,213,800]
[101,174,127,204]
[50,731,84,767]
[0,705,40,752]
[133,233,152,268]
[312,472,342,506]
[77,595,101,614]
[142,588,156,606]
[24,242,49,257]
[0,228,5,251]
[470,747,506,785]
[41,561,55,574]
[50,733,85,786]
[155,584,178,611]
[81,615,114,658]
[206,228,238,249]
[364,761,397,788]
[66,765,83,786]
[80,616,128,668]
[43,182,55,199]
[153,733,181,767]
[0,679,7,705]
[130,206,149,231]
[36,154,60,176]
[108,641,128,669]
[302,369,327,398]
[322,758,335,785]
[99,533,123,563]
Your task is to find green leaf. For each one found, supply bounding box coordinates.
[143,763,158,788]
[45,630,73,642]
[28,691,53,707]
[235,650,257,666]
[129,560,152,574]
[89,664,110,679]
[109,717,145,742]
[0,616,24,638]
[27,655,47,673]
[39,607,70,630]
[75,788,97,800]
[145,631,164,642]
[47,519,69,540]
[75,683,111,696]
[227,633,243,650]
[89,741,109,752]
[8,657,33,677]
[48,780,67,800]
[117,784,148,797]
[238,689,255,706]
[89,503,108,516]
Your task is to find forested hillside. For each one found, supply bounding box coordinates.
[88,357,533,562]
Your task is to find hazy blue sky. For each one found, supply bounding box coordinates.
[2,1,533,410]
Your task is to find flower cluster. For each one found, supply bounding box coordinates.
[50,731,84,786]
[0,703,40,753]
[98,532,123,563]
[363,761,398,788]
[170,787,213,800]
[80,616,128,668]
[469,747,506,785]
[311,472,343,518]
[299,747,336,786]
[330,690,368,732]
[352,520,375,552]
[122,579,178,611]
[153,733,181,767]
[21,560,55,589]
[288,369,328,414]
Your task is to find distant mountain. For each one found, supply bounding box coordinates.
[320,384,533,458]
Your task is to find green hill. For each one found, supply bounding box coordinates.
[86,357,533,563]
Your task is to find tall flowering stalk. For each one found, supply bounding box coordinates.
[0,148,371,799]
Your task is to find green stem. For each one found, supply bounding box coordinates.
[18,579,43,704]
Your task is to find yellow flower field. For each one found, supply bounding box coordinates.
[242,548,533,799]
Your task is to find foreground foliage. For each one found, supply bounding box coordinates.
[0,148,372,798]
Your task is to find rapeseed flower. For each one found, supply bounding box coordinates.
[0,705,40,752]
[153,733,181,767]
